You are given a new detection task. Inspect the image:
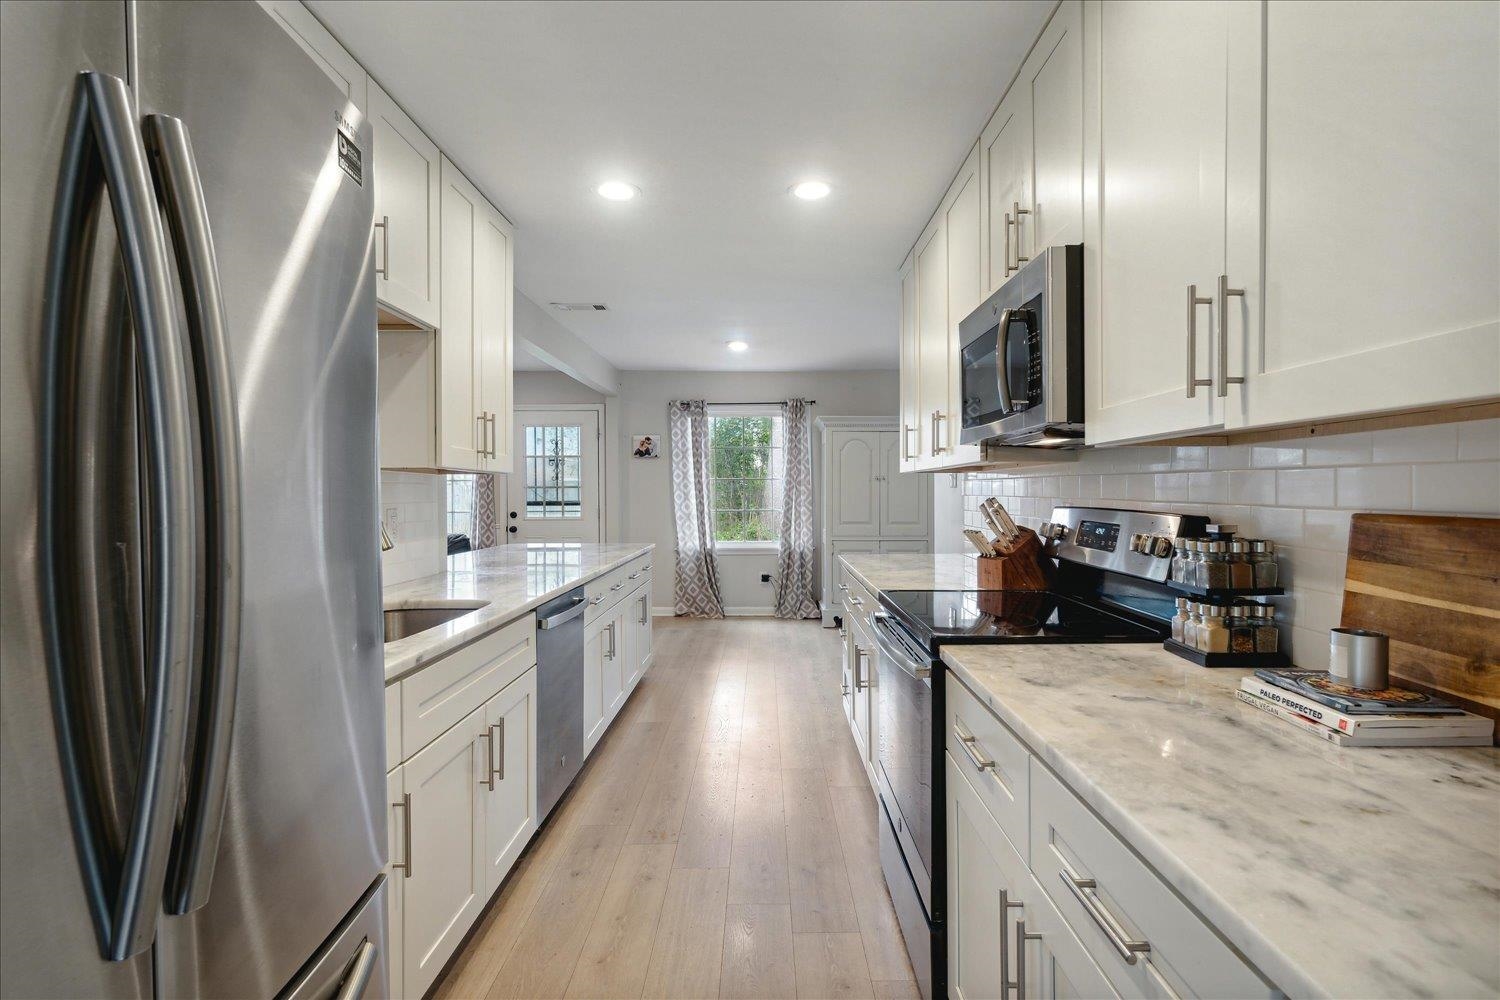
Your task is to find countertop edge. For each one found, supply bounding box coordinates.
[940,649,1324,1000]
[383,543,655,685]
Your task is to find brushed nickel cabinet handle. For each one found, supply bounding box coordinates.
[953,718,995,772]
[1217,274,1246,398]
[1011,201,1031,272]
[933,411,947,454]
[477,729,495,790]
[854,647,871,690]
[392,792,412,877]
[491,720,505,782]
[1059,861,1151,964]
[1015,919,1044,999]
[1185,284,1213,398]
[488,412,498,457]
[639,594,648,626]
[1000,888,1025,994]
[374,215,388,277]
[1004,210,1013,276]
[903,423,918,460]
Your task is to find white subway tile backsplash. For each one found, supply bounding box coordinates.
[1372,423,1458,464]
[1412,461,1500,513]
[1336,465,1412,509]
[379,470,447,587]
[960,416,1495,669]
[1276,468,1336,508]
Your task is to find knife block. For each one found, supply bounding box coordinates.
[976,529,1054,591]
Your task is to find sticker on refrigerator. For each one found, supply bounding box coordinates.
[336,128,362,185]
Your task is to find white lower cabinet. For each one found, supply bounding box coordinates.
[847,613,875,776]
[947,752,1115,1000]
[625,585,652,691]
[400,705,487,999]
[482,668,538,891]
[386,766,406,1000]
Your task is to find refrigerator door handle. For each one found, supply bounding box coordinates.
[39,71,197,961]
[143,113,245,916]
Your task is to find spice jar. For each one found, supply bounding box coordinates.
[1170,598,1189,643]
[1200,541,1232,590]
[1184,602,1202,648]
[1199,606,1230,653]
[1250,540,1278,588]
[1171,541,1191,584]
[1253,605,1280,654]
[1228,540,1255,589]
[1188,540,1207,588]
[1228,603,1257,653]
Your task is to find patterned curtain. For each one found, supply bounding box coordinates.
[669,400,725,617]
[773,398,820,619]
[474,474,498,548]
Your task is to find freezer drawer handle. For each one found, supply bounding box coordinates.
[144,112,246,918]
[334,938,379,1000]
[41,71,197,962]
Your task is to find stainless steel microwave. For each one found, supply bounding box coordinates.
[958,244,1084,447]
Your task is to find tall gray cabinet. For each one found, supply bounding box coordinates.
[816,417,932,627]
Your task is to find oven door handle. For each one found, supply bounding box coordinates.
[873,614,932,681]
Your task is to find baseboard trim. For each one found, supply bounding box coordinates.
[651,606,777,618]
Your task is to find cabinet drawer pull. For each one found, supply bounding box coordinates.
[1059,861,1151,964]
[588,595,604,606]
[610,582,623,591]
[847,594,864,607]
[952,718,995,772]
[1015,918,1044,999]
[477,729,495,790]
[374,215,389,277]
[1185,285,1214,398]
[627,571,641,580]
[490,720,505,782]
[854,646,871,691]
[1216,274,1245,398]
[392,792,412,878]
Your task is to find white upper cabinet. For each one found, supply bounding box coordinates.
[477,206,515,470]
[1082,0,1239,446]
[1027,1,1084,252]
[898,256,920,472]
[1222,0,1500,430]
[983,91,1032,297]
[915,217,950,465]
[438,156,485,470]
[943,145,985,469]
[370,78,441,328]
[259,1,366,112]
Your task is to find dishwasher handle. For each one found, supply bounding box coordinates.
[538,597,586,630]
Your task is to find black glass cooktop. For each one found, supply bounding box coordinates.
[878,589,1164,649]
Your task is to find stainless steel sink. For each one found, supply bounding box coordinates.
[383,603,486,643]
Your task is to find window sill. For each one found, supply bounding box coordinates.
[715,541,780,553]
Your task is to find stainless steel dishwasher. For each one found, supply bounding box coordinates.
[535,587,587,820]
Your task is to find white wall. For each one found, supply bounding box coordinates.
[379,471,447,585]
[616,370,899,612]
[515,370,606,405]
[514,292,620,395]
[961,417,1499,670]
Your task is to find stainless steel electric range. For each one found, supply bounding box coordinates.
[869,506,1207,999]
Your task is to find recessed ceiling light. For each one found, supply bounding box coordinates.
[596,180,639,201]
[791,180,831,201]
[727,340,749,352]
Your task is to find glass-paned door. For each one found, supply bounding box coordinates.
[508,409,600,543]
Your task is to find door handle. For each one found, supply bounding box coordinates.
[333,938,379,1000]
[1015,919,1044,999]
[373,215,388,277]
[392,793,412,877]
[145,113,246,917]
[1185,285,1214,398]
[1011,201,1031,273]
[640,594,649,626]
[478,728,495,790]
[476,413,487,455]
[953,718,995,772]
[41,71,197,961]
[486,411,498,457]
[903,423,917,460]
[854,647,871,690]
[999,888,1025,994]
[1059,861,1152,964]
[490,720,505,782]
[1216,274,1245,397]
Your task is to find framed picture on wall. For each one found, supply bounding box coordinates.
[631,433,661,459]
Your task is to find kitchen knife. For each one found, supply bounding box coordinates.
[963,529,996,557]
[980,500,1011,544]
[991,500,1021,541]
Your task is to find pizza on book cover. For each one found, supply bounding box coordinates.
[1253,668,1462,715]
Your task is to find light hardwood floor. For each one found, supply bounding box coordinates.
[435,617,917,1000]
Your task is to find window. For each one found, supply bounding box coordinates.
[446,474,477,540]
[708,409,784,545]
[524,424,583,519]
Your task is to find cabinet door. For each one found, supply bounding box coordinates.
[601,609,626,722]
[1224,0,1500,429]
[946,752,1020,1000]
[483,668,537,894]
[257,1,366,111]
[1019,878,1121,1000]
[387,767,406,999]
[370,78,440,328]
[478,203,515,470]
[1082,0,1234,445]
[847,619,873,763]
[898,256,921,472]
[879,433,929,537]
[983,90,1033,296]
[583,620,605,754]
[437,156,485,471]
[944,145,984,468]
[915,217,949,466]
[1027,0,1085,252]
[402,707,487,999]
[840,625,854,725]
[829,431,881,537]
[627,588,652,691]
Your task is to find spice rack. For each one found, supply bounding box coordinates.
[1167,582,1285,600]
[1163,638,1290,669]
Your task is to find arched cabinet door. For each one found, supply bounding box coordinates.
[829,431,880,537]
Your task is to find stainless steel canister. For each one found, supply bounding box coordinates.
[1329,628,1390,689]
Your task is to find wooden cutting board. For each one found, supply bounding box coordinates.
[1341,513,1499,738]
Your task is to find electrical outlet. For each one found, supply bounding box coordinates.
[760,573,772,583]
[384,507,399,541]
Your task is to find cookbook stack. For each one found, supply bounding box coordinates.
[1238,668,1494,747]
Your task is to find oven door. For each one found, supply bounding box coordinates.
[872,613,937,913]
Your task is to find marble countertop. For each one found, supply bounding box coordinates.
[382,542,655,683]
[941,643,1500,1000]
[839,552,986,593]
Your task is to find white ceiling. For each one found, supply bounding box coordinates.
[311,0,1053,371]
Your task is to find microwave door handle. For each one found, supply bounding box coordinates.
[993,308,1014,417]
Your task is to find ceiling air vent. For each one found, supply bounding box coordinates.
[550,302,608,311]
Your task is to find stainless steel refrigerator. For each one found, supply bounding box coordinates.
[1,2,387,996]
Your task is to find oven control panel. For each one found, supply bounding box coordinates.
[1045,506,1208,582]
